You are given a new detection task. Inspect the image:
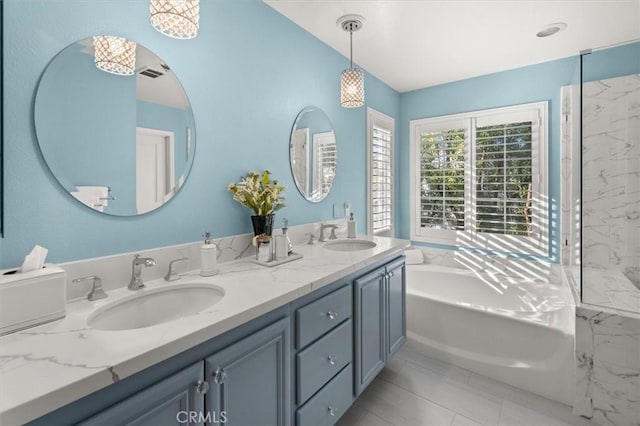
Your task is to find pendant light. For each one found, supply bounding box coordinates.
[150,0,200,39]
[93,36,137,76]
[338,15,365,108]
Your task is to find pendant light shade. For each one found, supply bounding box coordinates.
[93,36,137,76]
[150,0,200,39]
[341,68,364,108]
[338,15,365,108]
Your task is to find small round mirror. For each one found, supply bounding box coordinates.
[289,107,337,202]
[34,36,196,216]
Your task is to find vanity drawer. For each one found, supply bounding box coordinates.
[296,285,352,349]
[297,364,353,426]
[297,319,352,404]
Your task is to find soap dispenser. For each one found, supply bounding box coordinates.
[282,218,293,254]
[200,232,218,277]
[347,212,357,238]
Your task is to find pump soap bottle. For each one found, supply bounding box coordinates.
[347,212,357,238]
[282,218,293,255]
[200,232,218,276]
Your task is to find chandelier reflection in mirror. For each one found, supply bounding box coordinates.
[93,36,137,76]
[150,0,200,39]
[338,15,365,108]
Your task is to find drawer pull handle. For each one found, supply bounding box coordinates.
[212,368,227,384]
[327,355,337,365]
[195,379,210,395]
[326,311,337,320]
[328,406,337,417]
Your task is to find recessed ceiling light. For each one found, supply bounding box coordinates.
[537,22,568,37]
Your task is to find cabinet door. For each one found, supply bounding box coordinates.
[354,267,386,396]
[80,362,205,426]
[386,259,406,357]
[205,317,290,426]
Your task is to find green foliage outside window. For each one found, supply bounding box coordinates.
[420,122,533,236]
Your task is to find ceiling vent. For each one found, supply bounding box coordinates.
[139,68,164,78]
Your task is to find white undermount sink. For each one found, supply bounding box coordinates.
[323,239,377,252]
[87,283,225,331]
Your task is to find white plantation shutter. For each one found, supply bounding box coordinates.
[418,125,467,231]
[474,120,534,236]
[312,132,337,200]
[367,109,395,236]
[372,125,393,233]
[410,102,547,255]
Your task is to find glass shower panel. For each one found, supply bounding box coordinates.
[581,42,640,313]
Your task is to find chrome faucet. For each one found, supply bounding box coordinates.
[164,257,188,282]
[128,254,156,290]
[318,224,338,242]
[73,275,107,301]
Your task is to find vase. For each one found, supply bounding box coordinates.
[251,214,275,236]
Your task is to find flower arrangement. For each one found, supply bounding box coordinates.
[228,170,285,216]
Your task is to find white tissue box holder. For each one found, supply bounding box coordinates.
[0,265,66,335]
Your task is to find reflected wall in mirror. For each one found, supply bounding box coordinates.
[34,36,195,216]
[289,107,336,202]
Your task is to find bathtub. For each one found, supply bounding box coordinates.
[405,264,575,405]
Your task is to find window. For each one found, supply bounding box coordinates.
[410,102,548,255]
[312,132,337,199]
[367,108,395,237]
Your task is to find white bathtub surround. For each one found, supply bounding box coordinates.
[403,247,424,264]
[405,263,575,405]
[59,218,348,301]
[574,304,640,426]
[0,224,400,425]
[412,245,563,284]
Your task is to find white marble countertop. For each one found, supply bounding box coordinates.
[0,236,409,426]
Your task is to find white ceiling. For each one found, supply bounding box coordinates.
[265,0,640,93]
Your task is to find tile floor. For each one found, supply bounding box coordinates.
[337,340,594,426]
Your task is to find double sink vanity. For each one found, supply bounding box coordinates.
[0,235,409,426]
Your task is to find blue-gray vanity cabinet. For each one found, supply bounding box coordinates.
[354,267,386,396]
[354,256,406,396]
[296,364,353,426]
[204,317,290,426]
[386,258,406,358]
[79,362,205,426]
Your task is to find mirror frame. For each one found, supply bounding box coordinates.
[34,36,196,217]
[289,106,337,203]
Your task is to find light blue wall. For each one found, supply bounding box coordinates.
[583,42,640,82]
[398,57,582,262]
[1,0,400,267]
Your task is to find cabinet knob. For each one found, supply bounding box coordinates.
[326,311,337,320]
[328,406,337,417]
[327,355,337,365]
[212,368,227,384]
[389,271,395,278]
[195,379,210,395]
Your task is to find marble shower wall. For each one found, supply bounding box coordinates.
[574,305,640,426]
[581,74,640,288]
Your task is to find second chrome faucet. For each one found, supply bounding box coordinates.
[128,254,156,290]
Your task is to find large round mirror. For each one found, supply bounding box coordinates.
[34,36,195,216]
[289,107,336,202]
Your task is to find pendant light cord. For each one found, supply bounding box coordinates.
[350,30,353,69]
